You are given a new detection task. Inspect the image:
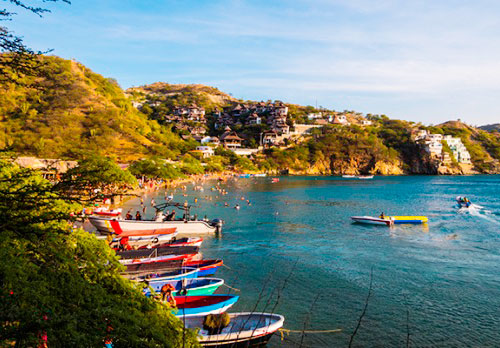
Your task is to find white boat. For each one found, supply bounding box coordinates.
[89,217,220,235]
[342,175,356,178]
[184,312,285,347]
[357,175,374,179]
[351,216,393,226]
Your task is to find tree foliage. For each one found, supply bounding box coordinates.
[0,160,200,347]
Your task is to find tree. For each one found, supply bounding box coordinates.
[0,160,200,347]
[56,155,137,202]
[1,0,69,82]
[129,158,182,179]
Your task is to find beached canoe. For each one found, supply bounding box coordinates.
[184,312,285,347]
[351,216,393,226]
[143,278,224,297]
[138,237,203,249]
[173,295,239,318]
[89,216,221,235]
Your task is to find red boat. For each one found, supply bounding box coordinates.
[93,207,122,217]
[136,237,203,250]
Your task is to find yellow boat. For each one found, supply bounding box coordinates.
[389,216,428,224]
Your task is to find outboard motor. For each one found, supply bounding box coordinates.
[210,218,224,234]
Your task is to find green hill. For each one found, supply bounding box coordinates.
[0,55,189,162]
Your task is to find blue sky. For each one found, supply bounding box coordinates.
[5,0,500,125]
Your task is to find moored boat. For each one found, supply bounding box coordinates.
[173,295,239,317]
[342,175,356,178]
[124,266,200,282]
[116,246,199,265]
[137,237,203,249]
[93,207,122,216]
[351,216,393,226]
[183,259,223,277]
[142,277,224,297]
[184,312,285,347]
[357,175,374,179]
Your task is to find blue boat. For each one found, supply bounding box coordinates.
[126,266,200,282]
[173,295,239,317]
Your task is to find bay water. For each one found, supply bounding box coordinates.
[123,175,500,347]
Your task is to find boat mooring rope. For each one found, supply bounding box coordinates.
[221,284,240,292]
[279,328,342,340]
[222,264,232,270]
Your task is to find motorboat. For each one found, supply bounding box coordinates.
[357,175,374,179]
[89,201,223,235]
[351,215,428,226]
[351,216,393,226]
[184,312,285,347]
[456,196,472,208]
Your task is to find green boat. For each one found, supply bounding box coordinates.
[143,278,224,297]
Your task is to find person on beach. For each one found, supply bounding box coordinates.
[135,211,142,220]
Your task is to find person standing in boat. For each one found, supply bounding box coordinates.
[135,211,142,220]
[125,210,133,220]
[379,212,385,219]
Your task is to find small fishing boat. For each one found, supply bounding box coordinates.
[124,266,200,282]
[342,175,356,178]
[93,207,122,217]
[456,196,472,208]
[137,237,203,249]
[173,295,239,318]
[271,178,279,183]
[357,175,374,179]
[116,246,199,265]
[351,216,393,226]
[109,233,178,249]
[183,259,223,277]
[142,278,224,297]
[184,312,285,347]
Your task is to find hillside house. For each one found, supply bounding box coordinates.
[220,130,244,149]
[262,131,281,146]
[247,113,262,125]
[332,115,349,125]
[307,112,323,120]
[444,136,472,164]
[194,146,214,158]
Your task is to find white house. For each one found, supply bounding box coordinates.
[195,146,214,158]
[444,136,471,164]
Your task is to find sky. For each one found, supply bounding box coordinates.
[5,0,500,125]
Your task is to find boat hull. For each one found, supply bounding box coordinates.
[184,312,285,348]
[351,216,393,226]
[89,216,218,235]
[183,259,223,277]
[144,278,224,297]
[390,216,428,224]
[173,295,239,317]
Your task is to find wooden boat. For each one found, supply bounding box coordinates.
[116,246,199,265]
[184,312,285,347]
[110,233,178,249]
[124,266,200,282]
[142,278,224,297]
[183,259,223,277]
[173,295,239,317]
[351,216,393,226]
[111,236,202,250]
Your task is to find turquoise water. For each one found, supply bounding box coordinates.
[125,176,500,347]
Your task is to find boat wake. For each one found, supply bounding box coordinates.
[458,204,500,225]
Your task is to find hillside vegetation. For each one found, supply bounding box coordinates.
[0,56,189,162]
[2,55,500,174]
